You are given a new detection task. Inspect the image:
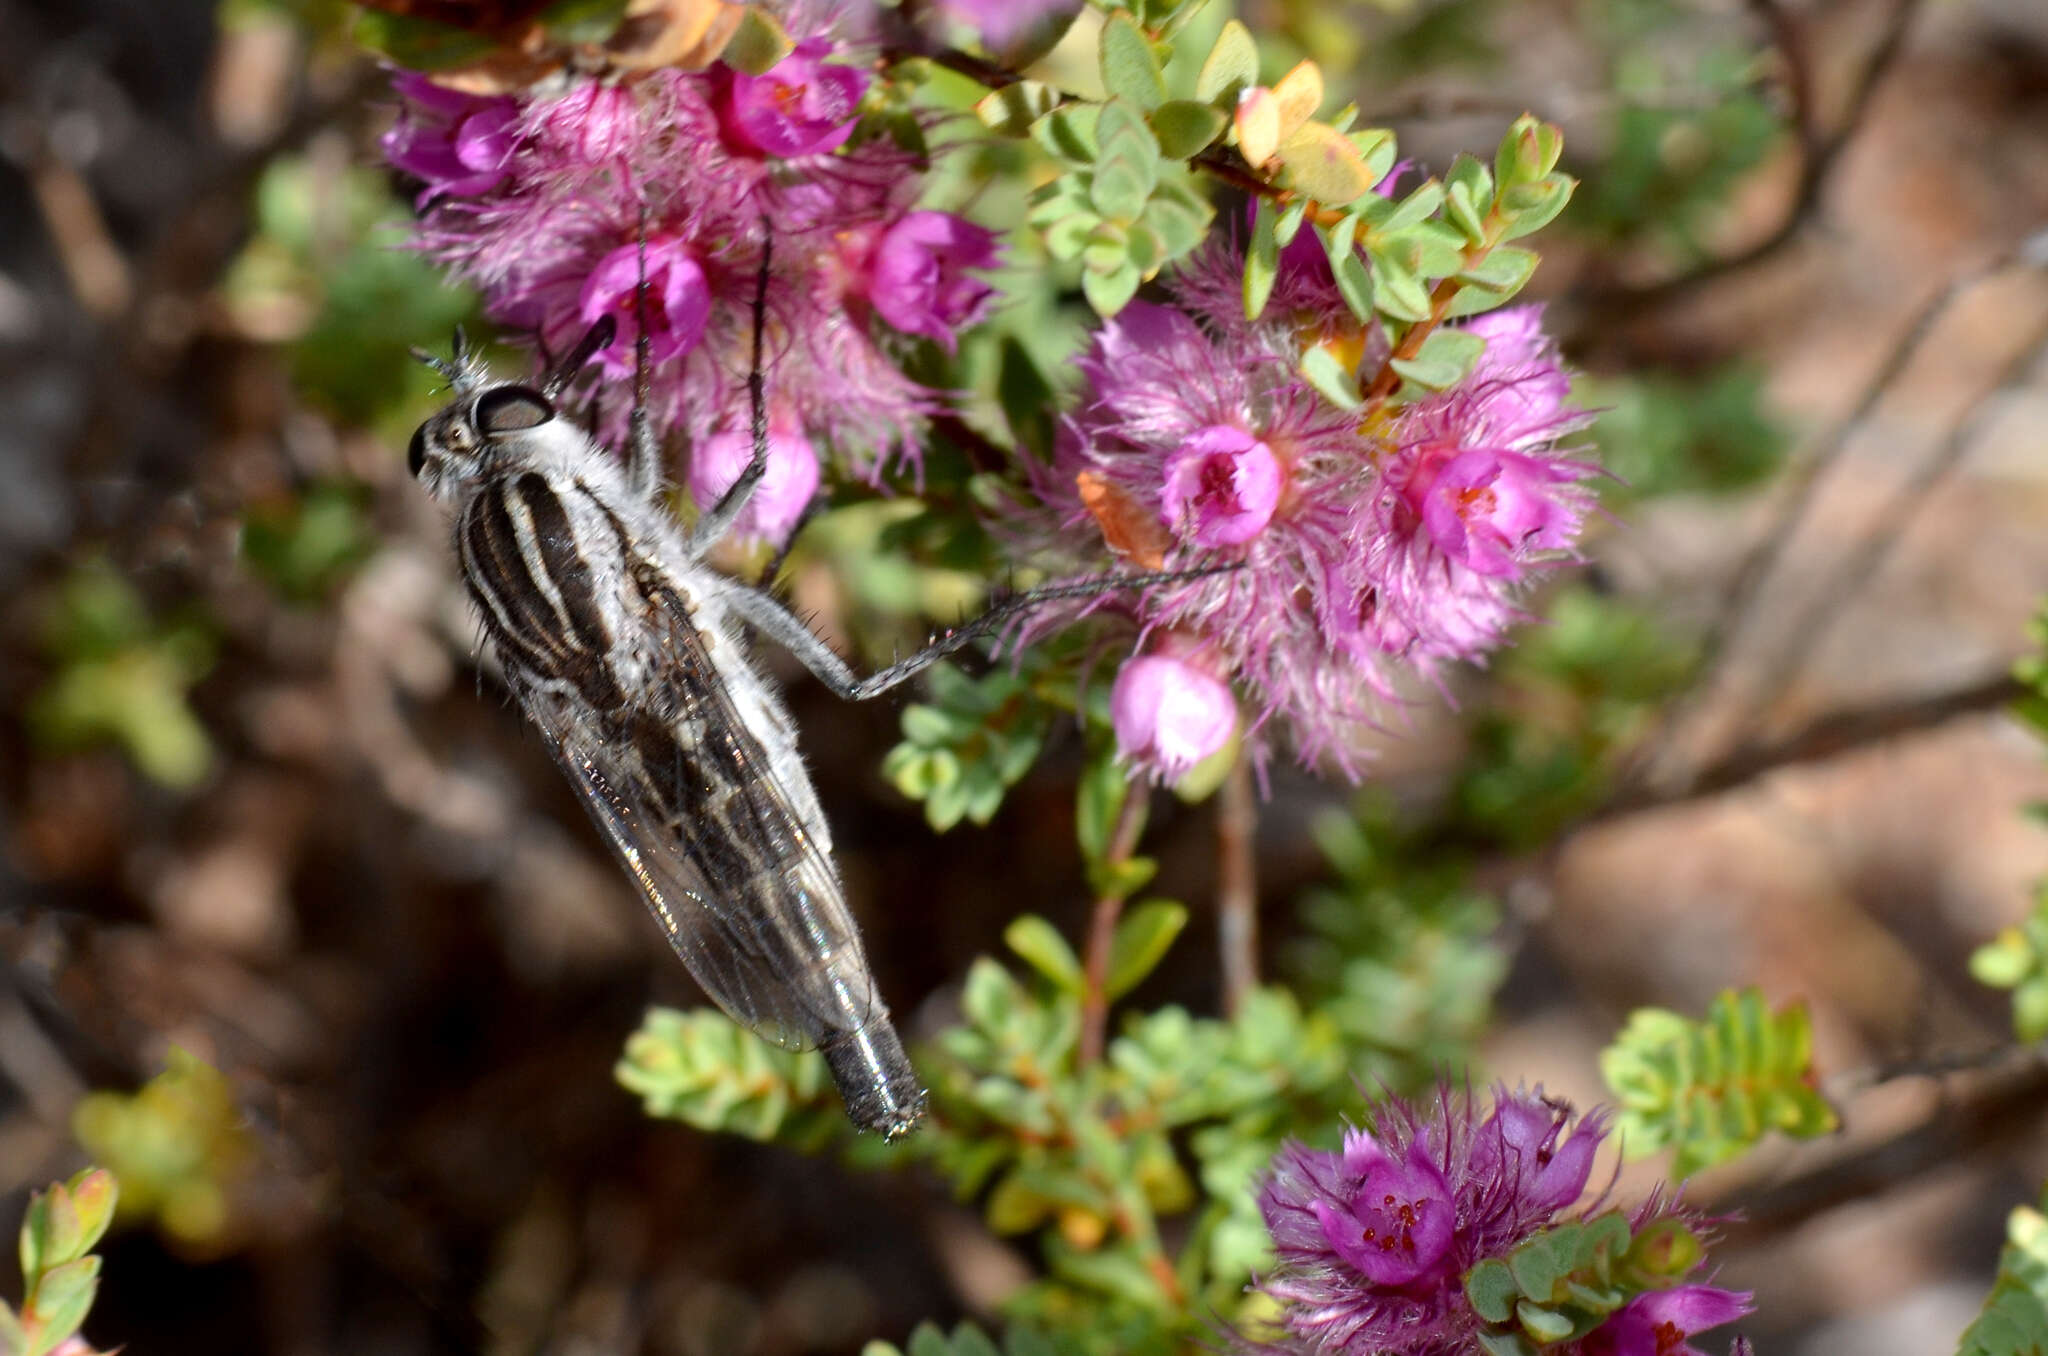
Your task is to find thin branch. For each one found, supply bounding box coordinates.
[1592,669,2022,824]
[1588,0,1926,316]
[1078,778,1150,1066]
[1741,310,2048,723]
[1612,242,2030,801]
[1215,754,1258,1019]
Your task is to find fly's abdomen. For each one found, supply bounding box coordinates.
[820,1016,926,1140]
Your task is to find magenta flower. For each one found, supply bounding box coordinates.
[388,54,949,478]
[863,211,1000,350]
[1110,651,1237,781]
[575,238,711,376]
[1579,1286,1755,1356]
[724,40,869,158]
[382,73,518,206]
[1309,1131,1455,1286]
[688,424,821,546]
[1251,1084,1744,1356]
[1401,444,1585,578]
[1160,425,1283,547]
[1470,1091,1604,1215]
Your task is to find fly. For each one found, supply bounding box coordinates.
[406,240,1226,1138]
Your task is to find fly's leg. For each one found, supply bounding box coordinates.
[626,226,662,503]
[723,564,1240,701]
[686,230,778,556]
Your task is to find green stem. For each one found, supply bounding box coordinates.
[1078,776,1150,1066]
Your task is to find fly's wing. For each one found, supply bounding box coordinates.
[515,593,877,1052]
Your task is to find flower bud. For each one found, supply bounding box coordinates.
[1110,653,1237,781]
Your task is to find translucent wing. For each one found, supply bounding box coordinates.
[513,586,877,1052]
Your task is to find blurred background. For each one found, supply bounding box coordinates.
[3,0,2048,1351]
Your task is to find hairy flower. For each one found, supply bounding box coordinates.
[1016,248,1596,773]
[1251,1085,1748,1356]
[687,422,821,546]
[723,40,869,158]
[1110,649,1237,781]
[861,210,1001,350]
[389,39,963,479]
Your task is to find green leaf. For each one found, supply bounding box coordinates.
[977,81,1064,136]
[1105,900,1188,999]
[1031,105,1099,164]
[349,11,497,70]
[1377,179,1445,233]
[1364,245,1432,323]
[1076,750,1132,865]
[1274,195,1310,248]
[23,1256,99,1348]
[1150,100,1227,158]
[533,0,631,43]
[1494,114,1564,189]
[1390,327,1487,391]
[1496,173,1576,241]
[1099,13,1166,112]
[1466,1257,1519,1323]
[1194,20,1257,105]
[1082,260,1143,316]
[1275,121,1377,205]
[1090,162,1151,223]
[1600,987,1838,1175]
[1298,345,1362,409]
[722,6,796,75]
[1007,916,1085,993]
[1243,197,1278,321]
[1960,1191,2048,1356]
[1515,1299,1576,1343]
[615,1007,839,1146]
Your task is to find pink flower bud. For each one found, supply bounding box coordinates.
[688,425,822,546]
[383,73,518,206]
[576,238,711,377]
[1110,654,1237,780]
[724,41,869,159]
[864,211,1001,351]
[1159,425,1283,547]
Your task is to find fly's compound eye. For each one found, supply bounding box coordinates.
[474,385,555,436]
[406,424,429,478]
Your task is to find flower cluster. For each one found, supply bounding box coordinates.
[1025,234,1596,780]
[1253,1085,1751,1355]
[382,30,999,544]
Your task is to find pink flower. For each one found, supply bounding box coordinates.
[688,424,822,546]
[1160,425,1283,547]
[1579,1286,1755,1356]
[1310,1131,1456,1286]
[864,211,1000,350]
[724,41,869,158]
[1110,652,1238,780]
[382,73,518,206]
[1402,444,1585,578]
[1471,1092,1605,1214]
[1464,305,1573,443]
[576,238,711,376]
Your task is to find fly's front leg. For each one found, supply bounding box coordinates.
[724,564,1240,701]
[626,230,662,503]
[686,230,776,556]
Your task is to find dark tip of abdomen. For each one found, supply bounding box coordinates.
[821,1020,926,1140]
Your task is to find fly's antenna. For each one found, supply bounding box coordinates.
[409,323,484,393]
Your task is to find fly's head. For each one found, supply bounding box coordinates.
[406,318,617,506]
[406,377,565,505]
